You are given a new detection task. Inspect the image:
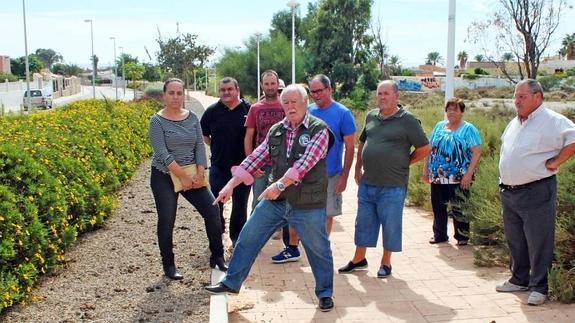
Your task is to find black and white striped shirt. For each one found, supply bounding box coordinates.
[149,111,207,173]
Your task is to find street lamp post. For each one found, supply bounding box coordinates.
[110,37,118,100]
[22,0,31,110]
[287,0,299,85]
[445,0,456,104]
[255,32,262,98]
[84,19,96,98]
[109,37,118,100]
[119,46,125,95]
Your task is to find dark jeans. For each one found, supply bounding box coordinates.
[209,165,250,243]
[500,175,556,294]
[430,184,470,242]
[150,167,224,263]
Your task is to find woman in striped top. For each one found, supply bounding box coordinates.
[149,78,226,280]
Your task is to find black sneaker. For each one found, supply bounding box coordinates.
[338,259,368,273]
[318,297,334,312]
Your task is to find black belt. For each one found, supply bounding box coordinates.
[499,175,555,191]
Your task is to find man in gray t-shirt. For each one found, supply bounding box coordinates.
[338,80,430,279]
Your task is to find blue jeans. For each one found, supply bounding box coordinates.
[209,165,250,243]
[222,199,334,298]
[355,182,407,252]
[251,165,272,211]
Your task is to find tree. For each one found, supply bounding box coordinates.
[559,33,575,60]
[116,54,139,78]
[457,51,468,69]
[474,54,485,62]
[142,63,163,82]
[34,48,63,69]
[156,32,214,87]
[124,62,145,87]
[305,0,374,96]
[371,15,389,79]
[270,9,302,42]
[385,55,400,76]
[426,52,442,66]
[91,55,99,73]
[502,52,514,62]
[216,33,308,97]
[10,55,44,77]
[468,0,568,80]
[51,63,83,76]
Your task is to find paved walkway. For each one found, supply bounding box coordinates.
[225,180,575,322]
[184,91,575,322]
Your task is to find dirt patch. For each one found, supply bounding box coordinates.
[0,160,215,322]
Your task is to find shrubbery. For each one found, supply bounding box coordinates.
[353,90,575,303]
[0,99,159,312]
[403,92,575,303]
[0,73,18,82]
[538,75,562,91]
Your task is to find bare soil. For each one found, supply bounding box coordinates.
[1,96,216,322]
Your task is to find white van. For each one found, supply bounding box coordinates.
[23,89,53,110]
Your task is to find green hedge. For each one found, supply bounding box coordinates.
[0,99,159,311]
[397,93,575,303]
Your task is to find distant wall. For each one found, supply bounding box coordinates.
[391,76,515,92]
[0,55,10,74]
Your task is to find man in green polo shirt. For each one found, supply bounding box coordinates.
[338,80,431,278]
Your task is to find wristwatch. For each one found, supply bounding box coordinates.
[275,181,286,192]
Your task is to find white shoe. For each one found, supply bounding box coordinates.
[495,280,529,292]
[527,291,546,305]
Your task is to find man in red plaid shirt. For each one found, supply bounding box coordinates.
[205,84,336,312]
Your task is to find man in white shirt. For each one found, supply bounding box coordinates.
[496,79,575,305]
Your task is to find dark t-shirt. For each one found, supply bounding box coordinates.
[200,99,250,169]
[359,107,429,187]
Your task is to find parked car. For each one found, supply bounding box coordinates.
[23,89,53,110]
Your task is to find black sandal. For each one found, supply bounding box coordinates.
[429,237,448,244]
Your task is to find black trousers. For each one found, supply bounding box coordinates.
[430,184,470,242]
[500,176,556,294]
[209,165,250,244]
[150,167,224,263]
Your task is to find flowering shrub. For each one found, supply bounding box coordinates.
[0,99,160,311]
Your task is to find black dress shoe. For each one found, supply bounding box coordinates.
[429,237,448,244]
[205,282,239,295]
[318,297,334,312]
[338,259,368,273]
[210,256,228,272]
[163,265,183,280]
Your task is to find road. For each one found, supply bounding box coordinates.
[1,85,135,114]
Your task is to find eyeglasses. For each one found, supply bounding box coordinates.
[310,87,327,94]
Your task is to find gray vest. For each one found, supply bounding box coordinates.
[268,116,328,209]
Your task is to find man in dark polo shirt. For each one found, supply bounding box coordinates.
[200,77,251,246]
[338,80,431,279]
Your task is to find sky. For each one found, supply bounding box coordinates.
[1,0,573,69]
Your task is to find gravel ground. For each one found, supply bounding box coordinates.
[1,97,218,323]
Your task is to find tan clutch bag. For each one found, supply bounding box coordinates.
[170,164,209,192]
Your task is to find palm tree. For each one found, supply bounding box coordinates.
[388,55,401,76]
[457,51,468,69]
[474,54,484,62]
[559,33,575,60]
[502,52,514,62]
[426,52,442,66]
